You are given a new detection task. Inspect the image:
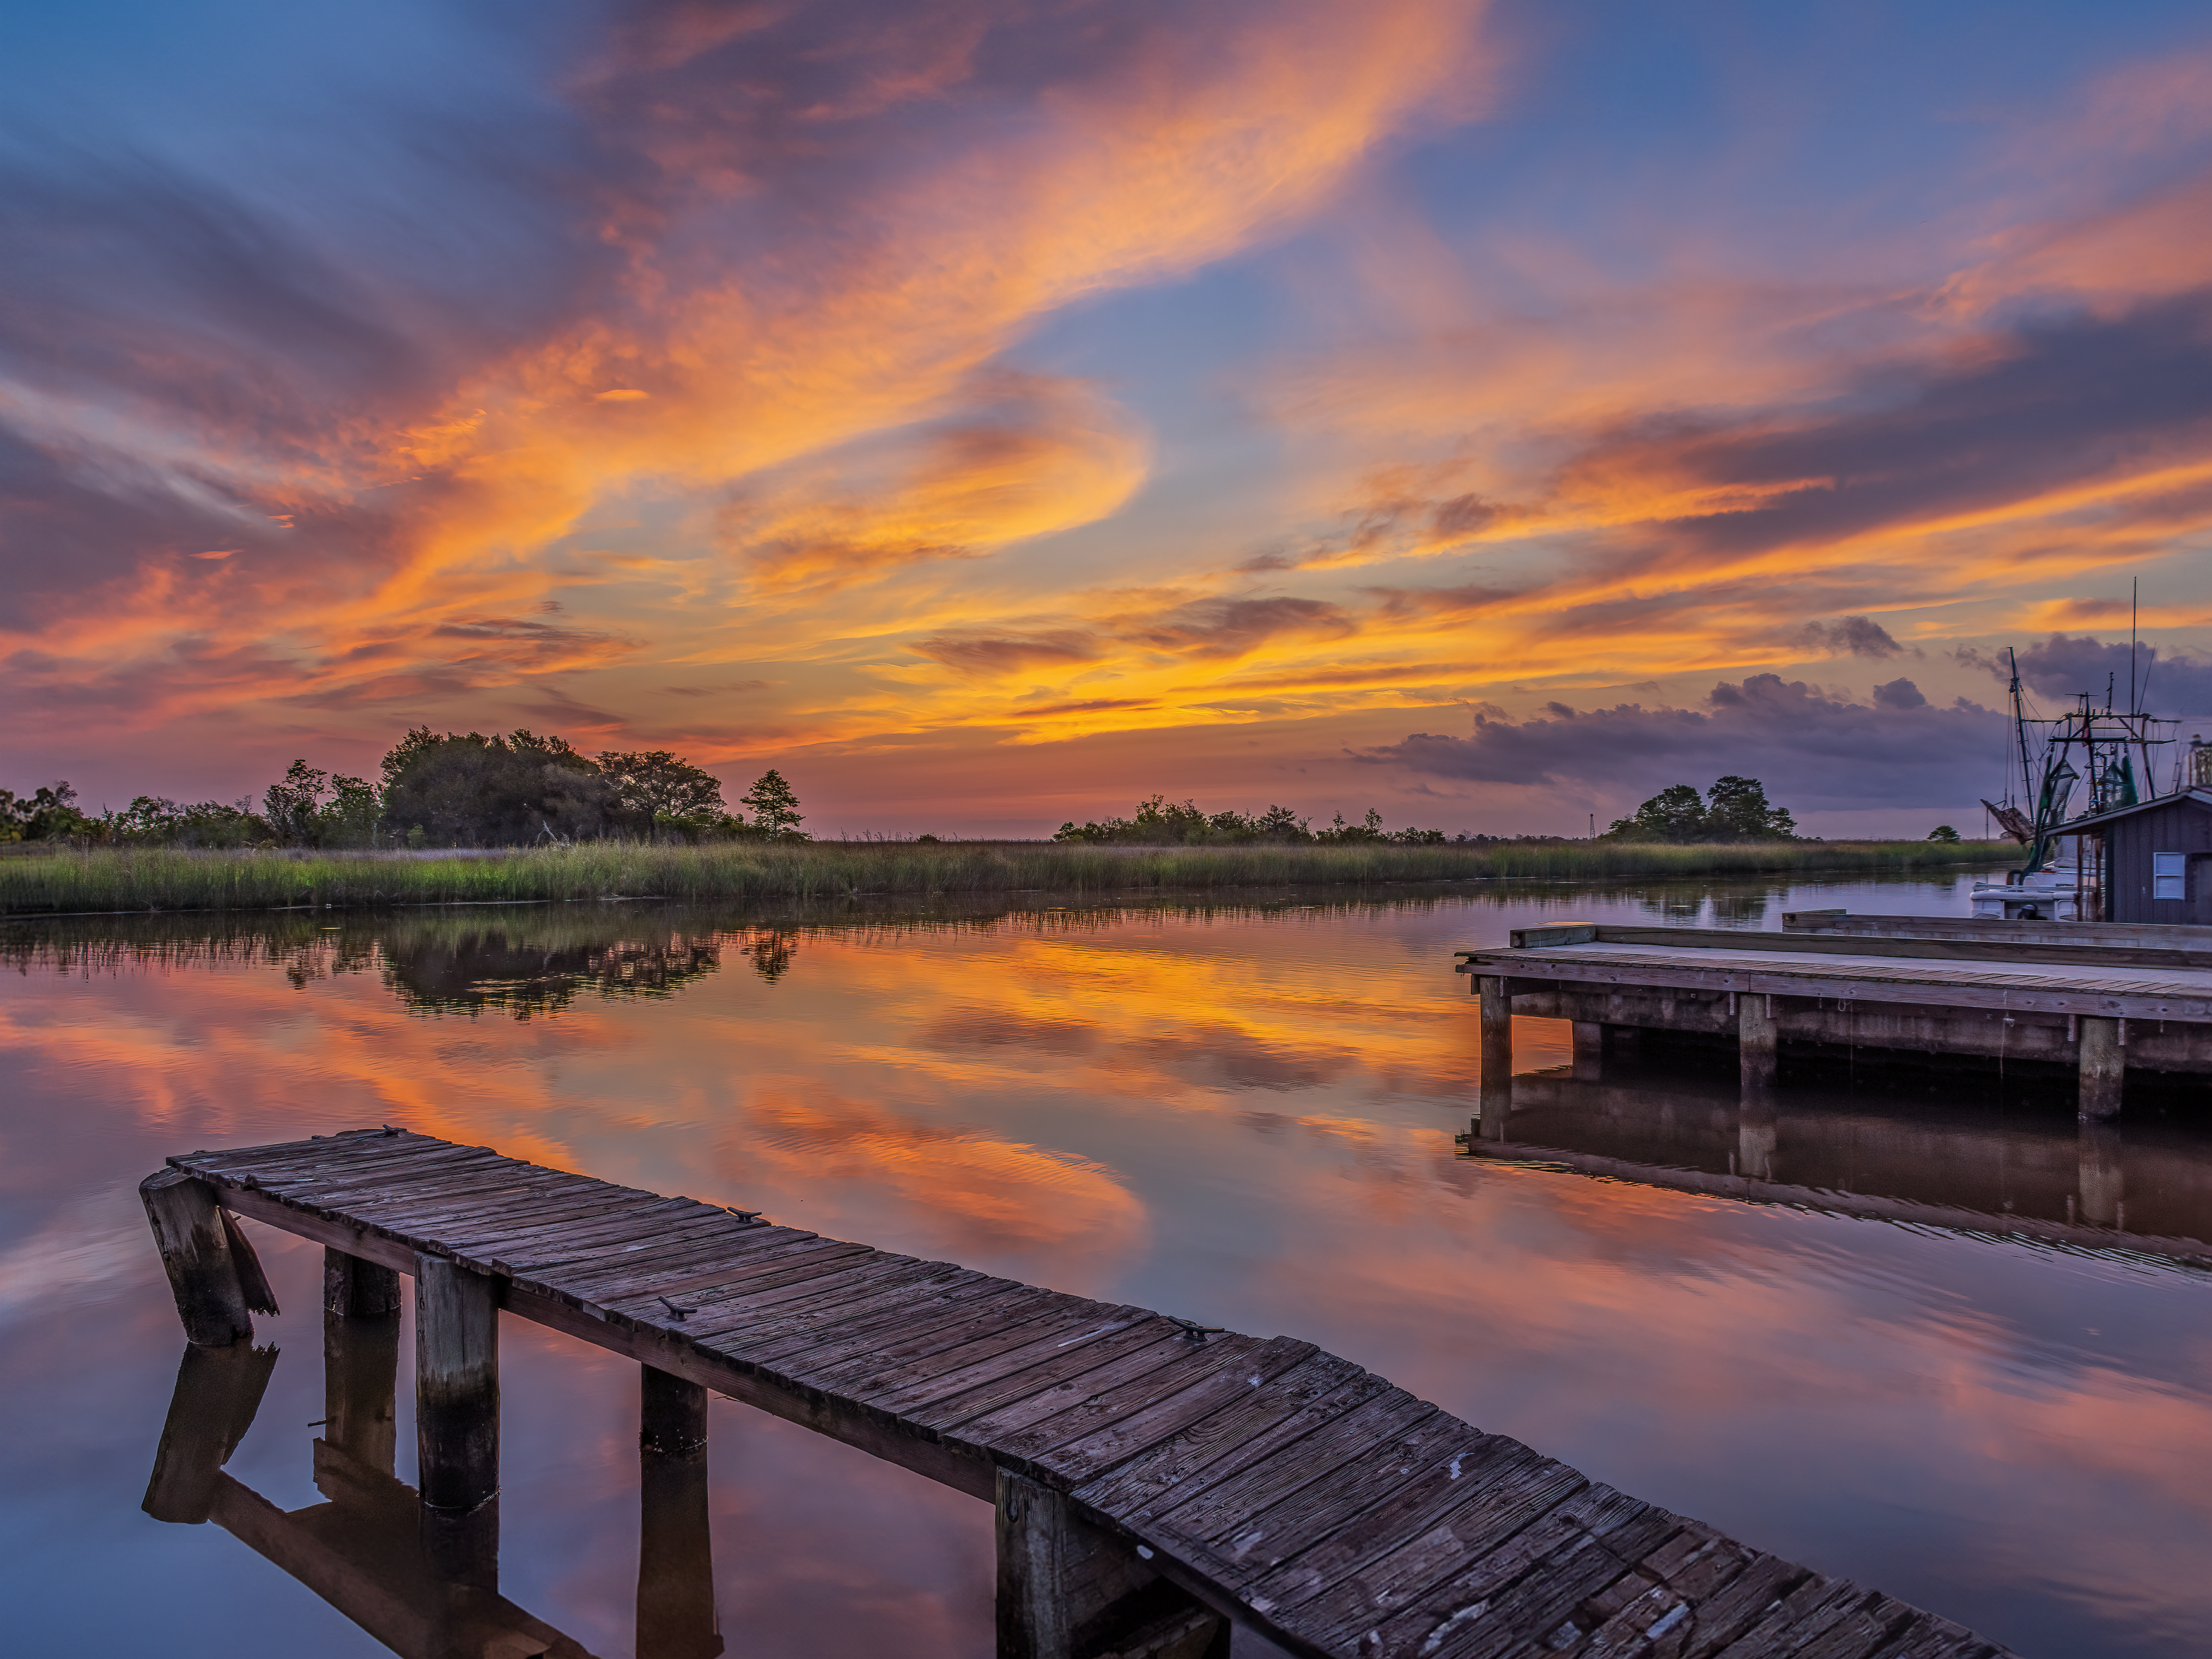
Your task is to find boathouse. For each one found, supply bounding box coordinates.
[2062,789,2212,925]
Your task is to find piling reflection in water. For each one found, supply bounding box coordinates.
[138,1250,723,1659]
[1471,1023,2212,1262]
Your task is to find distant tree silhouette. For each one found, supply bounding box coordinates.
[739,769,806,838]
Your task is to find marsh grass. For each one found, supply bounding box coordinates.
[0,837,2004,916]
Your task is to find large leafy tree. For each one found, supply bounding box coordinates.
[1603,777,1797,842]
[1703,775,1796,841]
[379,729,617,846]
[598,750,727,820]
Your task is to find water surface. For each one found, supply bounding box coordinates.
[4,873,2209,1657]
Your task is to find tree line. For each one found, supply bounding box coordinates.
[1,728,807,849]
[1054,796,1469,845]
[1598,776,1797,843]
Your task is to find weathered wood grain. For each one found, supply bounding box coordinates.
[152,1131,2013,1659]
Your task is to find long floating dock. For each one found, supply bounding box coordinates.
[1457,917,2212,1121]
[140,1128,2013,1659]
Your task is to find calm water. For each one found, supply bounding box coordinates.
[5,873,2211,1658]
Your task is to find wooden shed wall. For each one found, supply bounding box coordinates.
[2102,797,2212,924]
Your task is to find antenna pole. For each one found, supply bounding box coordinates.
[2130,578,2139,715]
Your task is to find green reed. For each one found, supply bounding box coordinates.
[0,837,2005,915]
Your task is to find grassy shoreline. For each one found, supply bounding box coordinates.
[0,839,2005,916]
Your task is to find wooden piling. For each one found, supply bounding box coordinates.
[2079,1015,2124,1121]
[139,1169,256,1346]
[1739,991,1778,1092]
[415,1253,500,1516]
[995,1469,1224,1659]
[325,1246,403,1318]
[1477,974,1513,1138]
[638,1366,720,1659]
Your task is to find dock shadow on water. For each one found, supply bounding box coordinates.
[6,871,2212,1657]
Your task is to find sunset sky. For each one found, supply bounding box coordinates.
[9,0,2212,836]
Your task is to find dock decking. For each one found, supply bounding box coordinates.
[1456,920,2212,1120]
[141,1128,2014,1659]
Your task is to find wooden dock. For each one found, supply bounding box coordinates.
[139,1128,2015,1659]
[1456,920,2212,1122]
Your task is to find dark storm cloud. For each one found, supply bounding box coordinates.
[1565,290,2212,563]
[1129,597,1355,657]
[909,630,1105,674]
[1366,673,2008,809]
[1959,633,2212,714]
[1799,616,1904,658]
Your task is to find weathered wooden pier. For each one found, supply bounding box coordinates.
[141,1128,2015,1659]
[1457,915,2212,1127]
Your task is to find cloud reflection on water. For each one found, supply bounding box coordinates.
[4,882,2212,1655]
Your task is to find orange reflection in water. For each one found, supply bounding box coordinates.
[6,890,2212,1658]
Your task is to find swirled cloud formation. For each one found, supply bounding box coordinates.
[7,2,2212,834]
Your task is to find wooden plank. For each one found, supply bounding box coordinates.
[1144,1389,1438,1552]
[1165,1402,1469,1590]
[1459,945,2212,1021]
[828,1297,1152,1413]
[379,1179,663,1237]
[1069,1356,1382,1522]
[647,1243,885,1322]
[193,1150,506,1203]
[1245,1434,1581,1620]
[742,1284,1070,1384]
[856,1304,1157,1416]
[481,1204,736,1271]
[1644,1553,1818,1656]
[1411,1492,1674,1656]
[1706,1579,1912,1659]
[1780,911,2212,951]
[652,1255,919,1340]
[983,1336,1270,1471]
[660,1256,957,1349]
[551,1223,796,1298]
[292,1179,620,1243]
[1507,920,2212,972]
[719,1270,1010,1372]
[1037,1337,1323,1486]
[906,1318,1199,1432]
[944,1330,1225,1449]
[446,1197,724,1262]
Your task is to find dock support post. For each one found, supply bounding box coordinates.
[1738,993,1777,1093]
[140,1169,260,1346]
[415,1255,500,1516]
[996,1469,1225,1659]
[324,1249,401,1475]
[1478,975,1514,1139]
[2079,1016,2124,1121]
[1571,1021,1605,1082]
[638,1366,720,1659]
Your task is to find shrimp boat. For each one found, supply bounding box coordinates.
[1975,647,2182,922]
